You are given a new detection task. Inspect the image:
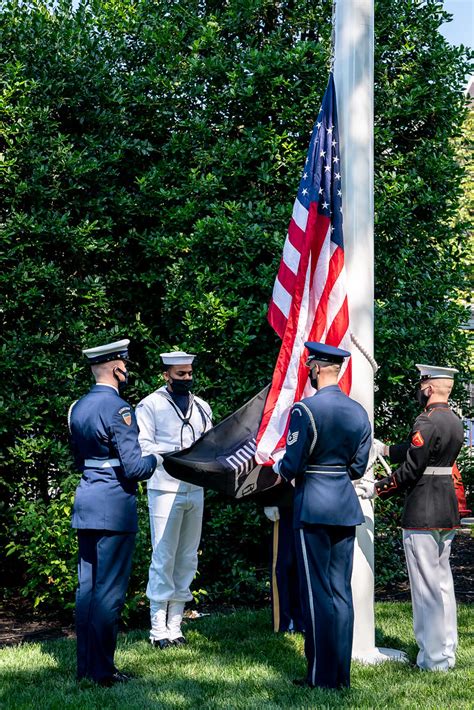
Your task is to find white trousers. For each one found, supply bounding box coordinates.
[147,489,204,609]
[403,529,457,671]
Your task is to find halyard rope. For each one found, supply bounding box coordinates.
[350,332,379,373]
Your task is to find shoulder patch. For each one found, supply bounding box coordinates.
[287,430,299,446]
[411,431,424,448]
[294,401,318,455]
[118,406,132,426]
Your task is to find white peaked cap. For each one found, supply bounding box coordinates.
[160,351,195,365]
[416,363,459,381]
[82,339,130,364]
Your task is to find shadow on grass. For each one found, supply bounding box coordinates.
[0,610,366,708]
[2,607,472,709]
[0,625,305,708]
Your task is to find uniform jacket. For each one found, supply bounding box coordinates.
[136,386,212,492]
[375,402,463,529]
[278,384,372,528]
[69,384,157,532]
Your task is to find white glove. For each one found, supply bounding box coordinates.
[272,460,281,474]
[150,453,163,467]
[272,448,286,463]
[264,506,280,522]
[356,479,376,500]
[373,439,387,458]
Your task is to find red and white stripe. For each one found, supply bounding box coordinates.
[256,196,351,463]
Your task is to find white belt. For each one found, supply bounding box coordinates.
[306,464,346,476]
[84,458,120,469]
[423,467,452,476]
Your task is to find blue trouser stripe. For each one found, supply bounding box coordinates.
[295,524,356,689]
[299,529,317,685]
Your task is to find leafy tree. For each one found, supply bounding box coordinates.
[372,0,472,576]
[1,0,471,612]
[449,84,474,511]
[374,0,472,433]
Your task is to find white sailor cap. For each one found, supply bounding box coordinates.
[416,363,459,382]
[160,351,195,366]
[82,339,130,365]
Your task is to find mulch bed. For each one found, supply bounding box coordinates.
[374,528,473,604]
[0,607,75,647]
[1,531,471,647]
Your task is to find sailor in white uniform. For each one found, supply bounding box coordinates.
[136,351,212,648]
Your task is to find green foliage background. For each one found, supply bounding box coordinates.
[1,0,472,614]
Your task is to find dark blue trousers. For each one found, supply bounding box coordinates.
[295,524,356,689]
[270,508,304,633]
[76,530,135,682]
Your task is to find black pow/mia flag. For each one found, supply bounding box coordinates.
[162,385,281,499]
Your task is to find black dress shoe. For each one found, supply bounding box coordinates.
[170,636,187,646]
[98,671,133,687]
[292,678,315,689]
[114,669,135,680]
[150,638,172,649]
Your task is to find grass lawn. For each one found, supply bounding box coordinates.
[0,603,472,709]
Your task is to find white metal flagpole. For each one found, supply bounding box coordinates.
[333,0,406,663]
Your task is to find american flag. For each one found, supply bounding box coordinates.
[256,74,352,463]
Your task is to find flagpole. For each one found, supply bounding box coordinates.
[333,0,406,663]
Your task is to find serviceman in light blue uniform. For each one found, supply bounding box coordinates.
[69,339,159,686]
[273,341,371,690]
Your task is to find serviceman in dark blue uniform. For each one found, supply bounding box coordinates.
[273,341,371,690]
[69,339,159,686]
[260,484,304,634]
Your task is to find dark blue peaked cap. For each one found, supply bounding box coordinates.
[82,339,130,365]
[304,341,351,364]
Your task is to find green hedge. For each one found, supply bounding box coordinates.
[1,0,472,614]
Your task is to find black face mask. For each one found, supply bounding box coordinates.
[169,377,193,395]
[309,369,319,390]
[415,386,430,408]
[113,367,129,392]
